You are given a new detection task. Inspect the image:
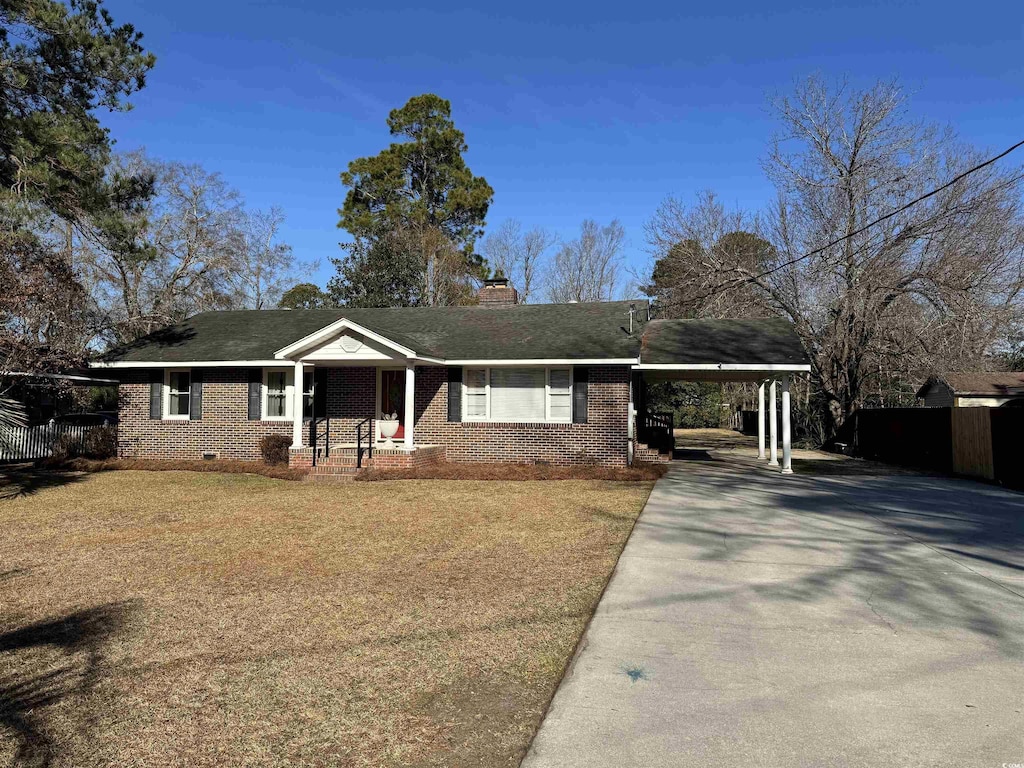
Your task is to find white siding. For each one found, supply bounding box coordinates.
[957,396,1014,408]
[301,331,401,362]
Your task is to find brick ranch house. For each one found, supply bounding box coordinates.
[91,279,810,474]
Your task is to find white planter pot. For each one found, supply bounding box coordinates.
[379,419,400,448]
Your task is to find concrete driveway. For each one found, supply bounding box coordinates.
[523,458,1024,768]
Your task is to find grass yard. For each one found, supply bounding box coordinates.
[0,470,653,767]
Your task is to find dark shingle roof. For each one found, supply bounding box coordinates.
[919,373,1024,397]
[97,303,810,368]
[100,302,645,363]
[639,318,809,366]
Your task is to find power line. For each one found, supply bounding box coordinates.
[655,137,1024,313]
[756,137,1024,280]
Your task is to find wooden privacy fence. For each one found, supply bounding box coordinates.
[951,408,994,480]
[0,421,91,461]
[852,407,1024,489]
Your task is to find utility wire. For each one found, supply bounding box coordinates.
[655,137,1024,314]
[759,137,1024,279]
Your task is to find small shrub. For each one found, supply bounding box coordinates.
[83,424,117,459]
[50,433,84,462]
[259,434,292,466]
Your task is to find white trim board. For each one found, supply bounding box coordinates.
[634,363,811,372]
[91,358,810,370]
[92,357,643,368]
[91,360,282,369]
[444,358,638,366]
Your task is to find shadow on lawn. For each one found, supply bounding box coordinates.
[0,466,89,500]
[0,600,136,768]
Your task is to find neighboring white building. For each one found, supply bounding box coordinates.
[917,373,1024,407]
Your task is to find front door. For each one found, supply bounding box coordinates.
[380,369,405,440]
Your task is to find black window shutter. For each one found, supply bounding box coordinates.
[248,369,262,420]
[572,367,589,424]
[314,368,328,418]
[149,369,163,420]
[189,369,203,420]
[447,367,462,422]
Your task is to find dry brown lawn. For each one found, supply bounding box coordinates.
[0,470,652,768]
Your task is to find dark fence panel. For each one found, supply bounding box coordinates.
[738,409,781,437]
[991,408,1024,490]
[852,408,953,473]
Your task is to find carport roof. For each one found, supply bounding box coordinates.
[638,318,809,367]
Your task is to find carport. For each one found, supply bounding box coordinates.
[633,318,811,473]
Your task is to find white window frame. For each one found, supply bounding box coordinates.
[546,366,572,422]
[262,367,295,421]
[163,368,192,420]
[462,366,573,424]
[463,367,490,420]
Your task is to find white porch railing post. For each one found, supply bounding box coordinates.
[781,374,793,474]
[769,379,779,467]
[404,362,415,449]
[757,381,766,460]
[291,360,304,449]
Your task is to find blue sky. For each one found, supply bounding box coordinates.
[103,0,1024,292]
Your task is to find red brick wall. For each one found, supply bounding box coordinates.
[321,367,377,440]
[414,365,630,466]
[117,366,378,460]
[118,365,630,466]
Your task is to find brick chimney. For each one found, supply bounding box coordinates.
[478,277,518,306]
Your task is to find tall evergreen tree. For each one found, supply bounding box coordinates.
[1,0,155,222]
[1,0,155,417]
[332,94,493,306]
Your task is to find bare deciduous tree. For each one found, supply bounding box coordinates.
[480,219,555,303]
[82,153,305,343]
[546,219,625,303]
[231,206,308,310]
[644,192,776,319]
[645,77,1024,437]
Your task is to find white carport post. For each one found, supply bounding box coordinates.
[404,361,415,449]
[291,360,304,449]
[781,374,793,474]
[757,381,766,460]
[768,379,779,467]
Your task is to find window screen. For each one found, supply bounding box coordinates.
[465,368,487,418]
[490,368,545,421]
[548,368,571,420]
[302,371,314,418]
[266,370,287,418]
[167,371,191,417]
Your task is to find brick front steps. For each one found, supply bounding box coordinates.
[294,445,446,481]
[634,441,672,464]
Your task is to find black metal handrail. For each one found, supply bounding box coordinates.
[642,411,674,453]
[355,417,373,468]
[310,417,331,467]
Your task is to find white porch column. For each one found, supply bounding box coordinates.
[291,360,304,449]
[781,374,793,474]
[757,382,766,460]
[404,362,415,449]
[769,379,779,467]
